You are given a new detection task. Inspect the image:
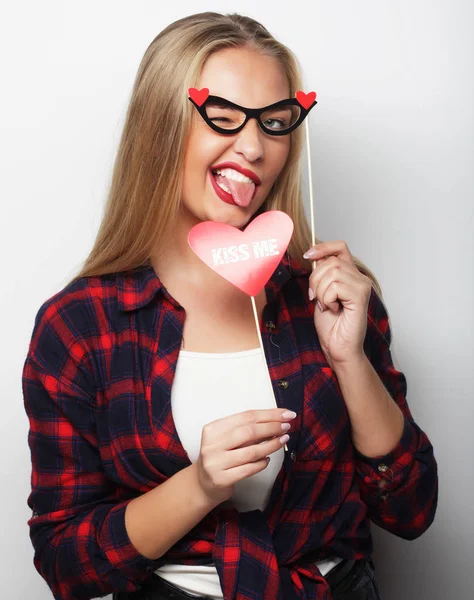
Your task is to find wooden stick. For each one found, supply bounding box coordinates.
[244,118,316,456]
[251,295,289,452]
[305,118,317,271]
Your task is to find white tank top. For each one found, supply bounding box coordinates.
[155,347,342,598]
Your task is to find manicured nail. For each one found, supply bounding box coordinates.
[282,410,297,419]
[303,248,318,259]
[317,300,324,312]
[308,288,314,301]
[280,434,290,445]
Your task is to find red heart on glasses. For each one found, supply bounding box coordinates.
[296,90,317,109]
[188,87,209,106]
[188,211,294,296]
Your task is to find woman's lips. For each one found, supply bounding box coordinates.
[209,169,257,207]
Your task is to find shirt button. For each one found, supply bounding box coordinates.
[380,494,389,502]
[265,320,276,330]
[277,379,289,390]
[290,450,297,461]
[378,464,388,473]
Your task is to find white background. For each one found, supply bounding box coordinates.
[1,1,472,599]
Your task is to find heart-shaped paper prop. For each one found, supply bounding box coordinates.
[296,90,317,109]
[188,87,209,106]
[188,211,294,296]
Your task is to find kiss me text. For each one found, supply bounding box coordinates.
[212,239,280,265]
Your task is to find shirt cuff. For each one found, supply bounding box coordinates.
[99,501,167,583]
[353,417,421,491]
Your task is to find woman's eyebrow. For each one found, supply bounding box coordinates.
[209,97,291,108]
[206,99,235,108]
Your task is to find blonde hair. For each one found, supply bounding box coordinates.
[70,11,383,299]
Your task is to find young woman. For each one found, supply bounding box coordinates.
[22,12,438,600]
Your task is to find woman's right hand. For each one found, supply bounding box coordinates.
[195,408,297,505]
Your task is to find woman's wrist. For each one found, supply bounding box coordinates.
[187,462,226,511]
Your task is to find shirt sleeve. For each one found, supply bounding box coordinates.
[353,287,439,540]
[22,300,166,600]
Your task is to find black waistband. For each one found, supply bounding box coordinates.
[113,557,371,600]
[325,558,358,587]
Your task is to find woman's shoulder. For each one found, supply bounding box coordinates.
[32,271,119,332]
[33,264,162,321]
[27,267,156,361]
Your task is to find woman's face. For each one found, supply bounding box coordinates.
[181,47,291,228]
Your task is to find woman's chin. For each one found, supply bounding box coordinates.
[182,195,260,229]
[203,202,253,228]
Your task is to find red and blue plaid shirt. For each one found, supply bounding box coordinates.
[22,253,438,600]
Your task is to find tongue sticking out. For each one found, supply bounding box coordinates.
[214,173,256,207]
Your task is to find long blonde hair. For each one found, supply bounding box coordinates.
[70,11,383,299]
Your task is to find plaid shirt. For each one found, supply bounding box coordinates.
[22,253,438,600]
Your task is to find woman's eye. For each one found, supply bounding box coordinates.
[264,118,286,130]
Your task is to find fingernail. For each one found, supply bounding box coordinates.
[308,288,314,301]
[317,300,324,312]
[280,434,290,444]
[282,410,297,419]
[303,248,318,259]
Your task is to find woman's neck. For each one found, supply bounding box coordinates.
[150,209,245,295]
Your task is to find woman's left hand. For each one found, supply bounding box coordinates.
[304,241,372,370]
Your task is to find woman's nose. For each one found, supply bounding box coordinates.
[232,117,264,163]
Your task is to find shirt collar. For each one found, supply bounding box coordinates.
[117,253,310,312]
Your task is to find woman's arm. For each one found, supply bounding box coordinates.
[23,301,218,600]
[333,355,406,459]
[125,463,217,560]
[336,288,438,539]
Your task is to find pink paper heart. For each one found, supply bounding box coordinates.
[188,211,294,296]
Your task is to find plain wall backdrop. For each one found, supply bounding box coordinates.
[1,1,472,598]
